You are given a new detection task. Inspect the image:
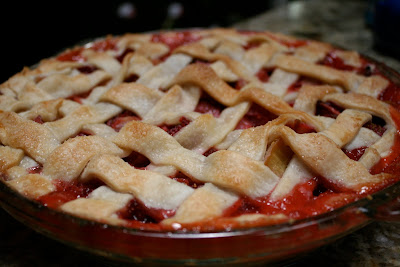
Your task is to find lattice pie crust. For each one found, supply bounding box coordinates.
[0,28,399,231]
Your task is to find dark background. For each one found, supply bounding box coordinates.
[1,1,281,83]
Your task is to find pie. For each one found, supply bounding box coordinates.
[1,28,400,232]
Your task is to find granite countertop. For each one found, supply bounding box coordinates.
[234,0,400,72]
[1,0,400,266]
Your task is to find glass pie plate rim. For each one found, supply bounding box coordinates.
[2,176,400,265]
[1,31,400,265]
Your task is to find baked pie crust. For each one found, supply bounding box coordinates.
[1,28,400,231]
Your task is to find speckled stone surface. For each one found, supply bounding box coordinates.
[234,0,400,72]
[1,0,400,266]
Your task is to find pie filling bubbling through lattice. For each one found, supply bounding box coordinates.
[1,29,400,232]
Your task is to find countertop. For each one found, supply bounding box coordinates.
[234,0,400,72]
[2,0,400,266]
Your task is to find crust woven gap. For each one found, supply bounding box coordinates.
[194,91,227,118]
[235,103,278,130]
[106,110,141,132]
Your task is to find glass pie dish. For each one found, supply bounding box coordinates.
[1,29,400,265]
[1,164,400,266]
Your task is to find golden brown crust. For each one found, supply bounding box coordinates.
[0,28,397,230]
[0,111,60,164]
[0,146,24,172]
[7,174,55,199]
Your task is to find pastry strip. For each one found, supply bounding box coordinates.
[81,154,194,210]
[113,121,280,197]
